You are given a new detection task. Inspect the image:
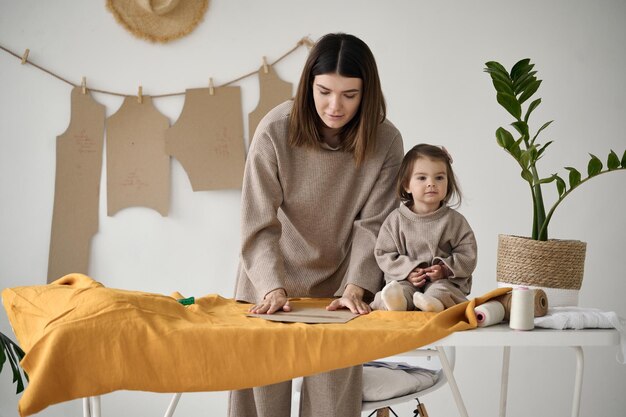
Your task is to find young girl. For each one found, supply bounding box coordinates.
[371,144,477,312]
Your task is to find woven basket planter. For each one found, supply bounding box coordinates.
[496,234,587,305]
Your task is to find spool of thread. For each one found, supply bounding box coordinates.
[474,300,505,327]
[533,289,549,317]
[509,287,535,330]
[494,288,548,320]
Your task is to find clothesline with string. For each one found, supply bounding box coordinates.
[0,36,314,99]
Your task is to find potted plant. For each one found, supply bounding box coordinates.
[484,58,625,304]
[1,331,27,394]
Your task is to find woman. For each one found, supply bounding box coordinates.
[230,33,404,417]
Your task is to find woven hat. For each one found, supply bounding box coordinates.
[106,0,209,43]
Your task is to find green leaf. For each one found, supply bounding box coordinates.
[0,335,27,393]
[514,73,538,95]
[492,78,515,95]
[0,342,6,372]
[520,150,531,168]
[513,71,538,93]
[521,168,534,183]
[529,146,539,164]
[555,175,566,196]
[511,59,533,80]
[518,79,542,104]
[485,61,509,76]
[537,140,554,158]
[486,70,512,86]
[565,167,582,188]
[588,154,603,176]
[14,343,25,360]
[4,344,24,394]
[497,92,522,120]
[511,121,529,138]
[510,140,522,159]
[607,150,620,170]
[532,120,554,143]
[539,174,556,184]
[495,127,514,149]
[622,150,626,168]
[524,98,541,123]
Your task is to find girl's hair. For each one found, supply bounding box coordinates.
[289,33,386,166]
[398,144,462,208]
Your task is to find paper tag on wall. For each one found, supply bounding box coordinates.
[165,86,245,191]
[48,87,105,282]
[106,95,170,216]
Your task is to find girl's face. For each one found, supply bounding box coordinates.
[312,73,362,135]
[405,157,448,214]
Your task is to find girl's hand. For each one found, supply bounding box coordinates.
[425,264,449,282]
[326,284,371,315]
[407,268,428,288]
[249,288,291,314]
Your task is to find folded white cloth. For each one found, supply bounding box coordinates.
[534,307,626,364]
[362,361,438,401]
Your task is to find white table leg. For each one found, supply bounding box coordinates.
[571,347,584,417]
[500,346,510,417]
[164,393,182,417]
[82,398,91,417]
[436,346,470,417]
[91,396,101,417]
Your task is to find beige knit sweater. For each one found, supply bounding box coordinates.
[234,101,404,303]
[374,204,477,294]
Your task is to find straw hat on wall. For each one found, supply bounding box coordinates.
[106,0,209,43]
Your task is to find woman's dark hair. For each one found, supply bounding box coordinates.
[398,144,462,208]
[289,33,386,165]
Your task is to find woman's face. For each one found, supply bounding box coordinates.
[312,73,363,132]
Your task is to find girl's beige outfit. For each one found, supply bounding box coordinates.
[371,204,477,311]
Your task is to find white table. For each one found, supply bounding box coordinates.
[81,325,620,417]
[421,324,621,417]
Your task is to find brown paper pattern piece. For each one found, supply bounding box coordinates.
[248,65,292,143]
[106,96,170,216]
[47,87,105,282]
[165,87,245,191]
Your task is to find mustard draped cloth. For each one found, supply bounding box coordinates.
[2,274,509,417]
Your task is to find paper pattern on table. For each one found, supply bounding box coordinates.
[248,306,358,324]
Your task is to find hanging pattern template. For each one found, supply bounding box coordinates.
[106,95,171,216]
[165,86,246,191]
[248,64,293,142]
[47,87,105,282]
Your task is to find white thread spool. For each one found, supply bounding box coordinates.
[475,301,505,327]
[509,287,535,330]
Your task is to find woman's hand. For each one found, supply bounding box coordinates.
[326,284,371,315]
[249,288,291,314]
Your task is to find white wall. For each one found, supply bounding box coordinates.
[1,1,625,416]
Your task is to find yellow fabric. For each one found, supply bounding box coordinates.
[2,274,510,417]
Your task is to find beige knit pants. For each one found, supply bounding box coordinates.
[371,279,467,310]
[228,365,363,417]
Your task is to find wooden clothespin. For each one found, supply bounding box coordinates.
[137,85,143,104]
[300,36,314,49]
[21,49,30,64]
[81,77,87,94]
[262,56,269,74]
[209,78,215,96]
